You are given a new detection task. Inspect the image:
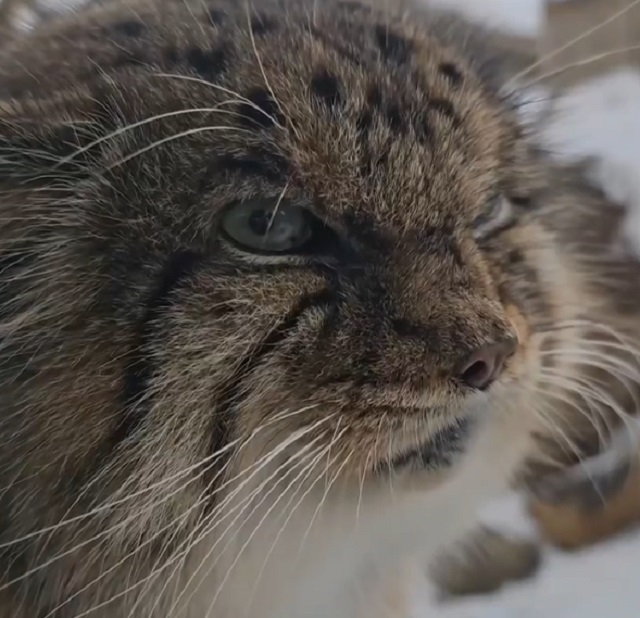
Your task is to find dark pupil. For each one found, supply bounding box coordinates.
[248,209,271,236]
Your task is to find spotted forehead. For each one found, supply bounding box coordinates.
[2,0,515,229]
[201,1,513,227]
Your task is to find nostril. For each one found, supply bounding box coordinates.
[460,358,494,390]
[457,338,517,391]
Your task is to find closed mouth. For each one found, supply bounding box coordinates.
[387,418,472,472]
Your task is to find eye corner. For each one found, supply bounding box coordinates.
[472,194,513,240]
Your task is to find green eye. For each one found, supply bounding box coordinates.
[472,196,513,239]
[221,198,315,254]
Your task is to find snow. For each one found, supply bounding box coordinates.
[409,1,640,615]
[412,495,640,617]
[429,0,542,36]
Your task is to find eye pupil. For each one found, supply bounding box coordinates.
[248,209,271,236]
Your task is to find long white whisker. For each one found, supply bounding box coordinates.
[508,0,640,84]
[142,417,334,618]
[53,104,258,169]
[242,445,334,618]
[204,444,333,617]
[152,72,285,129]
[0,405,319,550]
[164,438,323,617]
[105,125,252,170]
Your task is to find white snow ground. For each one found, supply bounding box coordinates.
[411,1,640,616]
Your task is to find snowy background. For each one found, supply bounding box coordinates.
[416,0,640,616]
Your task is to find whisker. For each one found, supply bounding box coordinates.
[263,182,290,247]
[242,445,334,618]
[243,0,301,143]
[0,414,330,595]
[523,44,640,88]
[203,445,334,617]
[164,437,326,617]
[0,405,320,550]
[179,0,207,37]
[137,417,334,617]
[105,125,253,170]
[68,420,330,618]
[508,0,640,85]
[152,72,285,129]
[295,423,349,559]
[52,104,258,169]
[534,374,613,446]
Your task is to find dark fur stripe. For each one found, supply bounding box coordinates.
[216,154,283,180]
[203,287,336,505]
[385,419,471,472]
[214,288,336,417]
[116,250,202,446]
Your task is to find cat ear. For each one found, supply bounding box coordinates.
[415,6,538,92]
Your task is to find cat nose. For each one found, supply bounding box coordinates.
[456,339,517,390]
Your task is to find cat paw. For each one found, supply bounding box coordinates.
[528,426,640,549]
[430,525,541,599]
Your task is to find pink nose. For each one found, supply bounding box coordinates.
[456,339,517,390]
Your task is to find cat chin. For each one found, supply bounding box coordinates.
[182,395,532,618]
[380,391,494,481]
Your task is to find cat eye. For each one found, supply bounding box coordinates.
[472,196,513,239]
[221,198,317,254]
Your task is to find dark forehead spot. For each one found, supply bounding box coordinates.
[163,46,179,66]
[366,84,383,108]
[185,46,226,81]
[374,25,412,64]
[205,7,226,26]
[250,12,275,35]
[385,102,403,132]
[217,155,277,180]
[416,116,432,145]
[364,146,389,178]
[237,88,282,129]
[310,70,344,109]
[427,98,460,125]
[362,85,404,133]
[439,62,464,87]
[507,249,525,266]
[356,84,381,133]
[356,109,373,134]
[110,20,146,37]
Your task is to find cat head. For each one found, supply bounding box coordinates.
[0,1,586,601]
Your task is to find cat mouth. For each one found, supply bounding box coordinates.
[387,419,473,472]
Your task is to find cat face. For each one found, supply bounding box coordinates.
[0,0,575,610]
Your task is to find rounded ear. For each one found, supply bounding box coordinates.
[412,4,538,91]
